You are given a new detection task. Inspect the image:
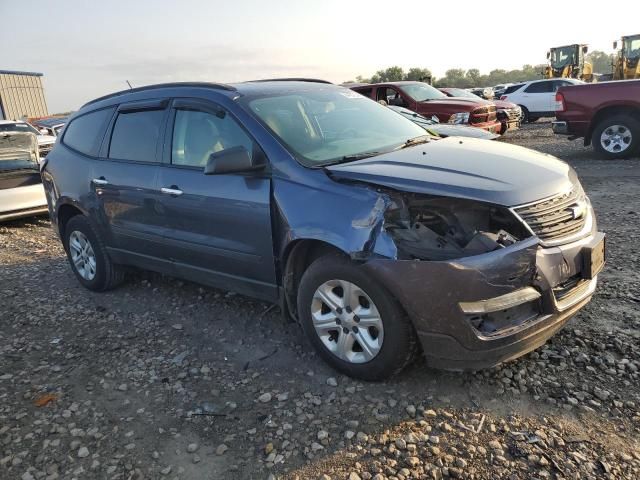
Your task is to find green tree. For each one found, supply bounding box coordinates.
[405,67,432,82]
[370,66,405,83]
[465,68,481,86]
[586,50,613,74]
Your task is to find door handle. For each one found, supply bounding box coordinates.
[161,187,183,196]
[92,177,109,186]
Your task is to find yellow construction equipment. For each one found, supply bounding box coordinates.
[613,34,640,80]
[544,44,594,82]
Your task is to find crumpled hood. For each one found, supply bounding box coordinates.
[326,137,575,206]
[37,134,56,145]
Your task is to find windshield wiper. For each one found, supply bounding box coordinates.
[320,151,382,167]
[394,135,432,150]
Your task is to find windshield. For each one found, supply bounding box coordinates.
[623,36,640,59]
[550,46,578,69]
[444,88,480,99]
[0,122,40,135]
[400,82,447,102]
[245,88,426,166]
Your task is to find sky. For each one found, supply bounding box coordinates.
[2,0,639,113]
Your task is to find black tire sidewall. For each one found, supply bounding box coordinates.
[63,216,110,291]
[297,255,415,381]
[519,106,529,123]
[592,115,640,159]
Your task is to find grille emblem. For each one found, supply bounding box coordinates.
[568,201,586,220]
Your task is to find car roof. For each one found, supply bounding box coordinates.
[80,79,336,111]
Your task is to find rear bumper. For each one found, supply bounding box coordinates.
[552,121,569,135]
[363,229,604,371]
[0,183,48,221]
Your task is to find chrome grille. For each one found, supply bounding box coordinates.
[513,187,589,242]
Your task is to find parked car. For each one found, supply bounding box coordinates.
[493,83,514,99]
[388,106,499,140]
[350,82,502,134]
[440,88,521,134]
[0,120,57,158]
[42,80,604,380]
[0,131,48,221]
[469,87,494,100]
[499,78,584,123]
[553,79,640,158]
[32,117,68,137]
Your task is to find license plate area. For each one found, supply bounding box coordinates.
[582,235,605,279]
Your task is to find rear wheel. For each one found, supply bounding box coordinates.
[592,114,640,159]
[297,254,418,380]
[63,216,125,291]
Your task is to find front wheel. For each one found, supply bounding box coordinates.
[518,106,530,124]
[297,254,418,380]
[591,115,640,159]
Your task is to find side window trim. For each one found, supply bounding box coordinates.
[100,99,170,163]
[161,97,267,170]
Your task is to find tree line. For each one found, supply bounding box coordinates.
[348,51,614,88]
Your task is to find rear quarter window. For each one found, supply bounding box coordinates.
[62,108,114,156]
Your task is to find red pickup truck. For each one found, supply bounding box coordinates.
[350,81,502,134]
[553,80,640,159]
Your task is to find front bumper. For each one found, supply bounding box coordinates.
[0,183,48,222]
[363,229,604,370]
[470,119,502,134]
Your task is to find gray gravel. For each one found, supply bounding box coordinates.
[1,121,639,479]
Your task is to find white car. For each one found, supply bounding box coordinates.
[499,78,584,123]
[0,120,57,158]
[0,131,48,222]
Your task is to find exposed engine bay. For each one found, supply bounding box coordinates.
[384,194,532,261]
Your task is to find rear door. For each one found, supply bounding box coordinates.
[156,98,277,300]
[93,99,169,262]
[522,81,554,113]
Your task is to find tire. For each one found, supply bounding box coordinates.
[63,215,125,291]
[591,114,640,159]
[297,254,418,381]
[519,106,530,124]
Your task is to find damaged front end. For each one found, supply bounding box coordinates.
[354,187,602,371]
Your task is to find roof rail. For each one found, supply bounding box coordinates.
[81,82,237,108]
[246,78,333,84]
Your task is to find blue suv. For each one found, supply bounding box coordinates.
[41,80,605,380]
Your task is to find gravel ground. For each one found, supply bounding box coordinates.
[1,121,639,480]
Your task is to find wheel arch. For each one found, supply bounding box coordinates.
[586,106,640,145]
[56,201,86,240]
[281,239,347,321]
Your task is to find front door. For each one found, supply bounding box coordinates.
[156,99,277,301]
[93,100,168,261]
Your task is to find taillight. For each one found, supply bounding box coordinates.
[500,95,507,100]
[554,92,565,112]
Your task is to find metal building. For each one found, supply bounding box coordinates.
[0,70,49,120]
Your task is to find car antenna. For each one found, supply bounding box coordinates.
[126,80,133,89]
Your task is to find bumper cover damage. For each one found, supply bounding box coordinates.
[348,188,604,371]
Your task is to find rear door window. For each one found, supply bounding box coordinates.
[109,109,165,162]
[524,81,553,93]
[63,108,114,156]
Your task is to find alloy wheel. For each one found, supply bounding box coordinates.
[600,124,632,153]
[69,230,97,280]
[311,279,384,363]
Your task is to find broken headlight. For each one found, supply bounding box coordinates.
[384,195,531,261]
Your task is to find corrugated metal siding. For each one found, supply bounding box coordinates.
[0,72,49,120]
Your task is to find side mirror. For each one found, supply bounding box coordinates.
[204,146,264,175]
[546,51,550,59]
[613,41,618,50]
[582,45,588,54]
